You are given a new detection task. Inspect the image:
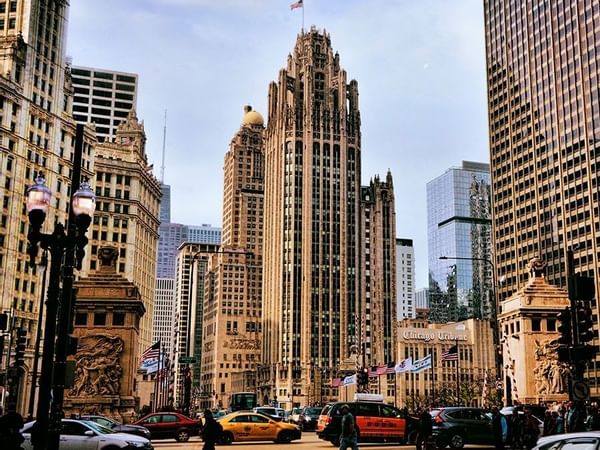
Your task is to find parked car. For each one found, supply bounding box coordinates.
[288,407,303,425]
[500,407,544,436]
[430,407,495,449]
[78,415,151,440]
[21,419,152,450]
[317,401,412,446]
[253,406,285,420]
[219,410,301,444]
[535,431,600,450]
[299,406,322,431]
[133,412,200,442]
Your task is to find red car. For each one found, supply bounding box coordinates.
[133,412,200,442]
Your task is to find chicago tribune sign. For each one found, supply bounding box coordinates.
[401,329,468,343]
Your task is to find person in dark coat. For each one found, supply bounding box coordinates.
[201,409,223,450]
[416,408,433,450]
[0,412,25,450]
[492,406,507,450]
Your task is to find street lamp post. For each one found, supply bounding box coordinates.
[27,124,95,450]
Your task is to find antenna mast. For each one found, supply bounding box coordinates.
[160,109,167,183]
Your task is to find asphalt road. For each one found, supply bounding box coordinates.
[152,433,496,450]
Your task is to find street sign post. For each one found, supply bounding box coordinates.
[179,356,197,364]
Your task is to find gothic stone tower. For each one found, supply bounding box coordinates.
[262,28,361,407]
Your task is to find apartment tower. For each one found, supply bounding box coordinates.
[200,106,264,409]
[71,66,138,143]
[484,1,600,390]
[262,28,362,406]
[0,0,96,414]
[396,238,415,320]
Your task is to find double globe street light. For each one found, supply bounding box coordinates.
[25,125,96,450]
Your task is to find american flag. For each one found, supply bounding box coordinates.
[441,344,459,361]
[141,341,160,361]
[376,364,387,376]
[368,366,379,377]
[384,362,396,374]
[290,0,303,9]
[331,378,342,387]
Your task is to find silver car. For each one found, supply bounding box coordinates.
[21,419,152,450]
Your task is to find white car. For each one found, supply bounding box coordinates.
[253,406,286,420]
[535,431,600,450]
[22,419,152,450]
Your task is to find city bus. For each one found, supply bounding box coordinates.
[229,392,257,412]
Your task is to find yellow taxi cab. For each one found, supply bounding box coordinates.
[219,410,301,444]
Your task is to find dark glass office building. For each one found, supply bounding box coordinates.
[427,161,493,323]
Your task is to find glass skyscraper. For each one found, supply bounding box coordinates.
[427,161,492,322]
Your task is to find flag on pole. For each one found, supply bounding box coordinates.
[385,362,396,374]
[331,378,342,387]
[411,354,432,373]
[441,345,459,361]
[368,366,379,377]
[395,357,413,373]
[140,341,161,374]
[343,374,357,386]
[290,0,303,9]
[376,364,387,376]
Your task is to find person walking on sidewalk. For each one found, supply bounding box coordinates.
[339,404,359,450]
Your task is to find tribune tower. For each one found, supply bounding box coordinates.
[262,28,362,405]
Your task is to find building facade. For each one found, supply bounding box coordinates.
[188,224,221,245]
[484,0,600,391]
[0,0,97,414]
[427,161,493,323]
[173,242,219,411]
[396,238,415,320]
[360,174,397,366]
[395,318,497,410]
[201,106,264,409]
[261,29,362,407]
[71,65,138,143]
[414,288,429,310]
[82,110,161,352]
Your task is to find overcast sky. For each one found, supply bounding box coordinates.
[67,0,489,289]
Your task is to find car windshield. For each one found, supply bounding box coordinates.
[306,407,321,415]
[81,420,116,434]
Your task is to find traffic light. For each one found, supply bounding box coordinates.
[14,328,27,367]
[357,367,368,385]
[576,304,595,343]
[557,307,573,346]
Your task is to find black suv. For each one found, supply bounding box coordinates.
[430,407,495,449]
[299,406,322,431]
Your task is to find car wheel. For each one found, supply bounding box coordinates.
[277,431,293,443]
[175,429,190,442]
[448,432,464,449]
[221,431,234,445]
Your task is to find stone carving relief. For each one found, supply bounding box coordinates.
[70,334,124,397]
[528,258,546,278]
[98,246,118,267]
[534,339,569,395]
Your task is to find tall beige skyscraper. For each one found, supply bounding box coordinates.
[262,28,364,407]
[0,1,96,413]
[200,106,264,409]
[484,2,600,387]
[83,110,161,351]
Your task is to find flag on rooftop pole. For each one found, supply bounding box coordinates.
[290,0,303,9]
[441,344,459,361]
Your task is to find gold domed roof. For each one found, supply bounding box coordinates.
[242,105,264,126]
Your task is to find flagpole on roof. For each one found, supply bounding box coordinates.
[302,0,305,32]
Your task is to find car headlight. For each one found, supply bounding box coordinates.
[126,441,146,448]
